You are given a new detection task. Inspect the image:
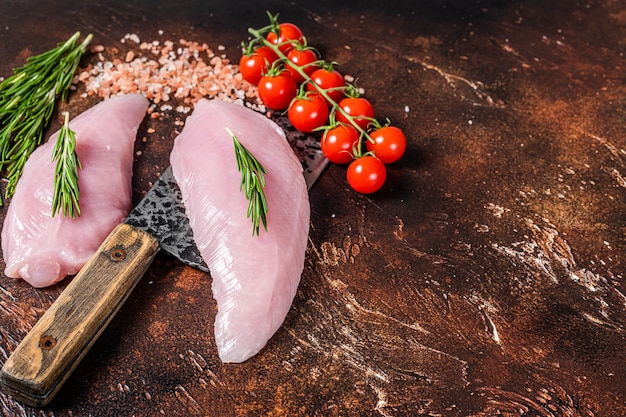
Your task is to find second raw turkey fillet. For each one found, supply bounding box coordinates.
[170,99,310,363]
[1,94,148,288]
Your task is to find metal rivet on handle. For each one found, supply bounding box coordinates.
[40,336,57,350]
[110,248,126,261]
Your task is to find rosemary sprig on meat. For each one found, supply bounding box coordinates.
[0,31,92,205]
[228,127,268,236]
[51,112,82,218]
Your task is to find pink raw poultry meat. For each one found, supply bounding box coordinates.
[2,94,149,288]
[170,99,310,363]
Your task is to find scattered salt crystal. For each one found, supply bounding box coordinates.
[404,105,410,112]
[127,33,141,44]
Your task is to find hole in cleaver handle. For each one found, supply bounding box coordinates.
[0,223,159,407]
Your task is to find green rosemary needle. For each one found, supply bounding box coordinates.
[228,127,268,236]
[51,111,82,218]
[0,31,92,205]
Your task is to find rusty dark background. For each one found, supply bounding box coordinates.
[0,0,625,416]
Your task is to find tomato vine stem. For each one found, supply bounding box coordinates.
[247,27,374,157]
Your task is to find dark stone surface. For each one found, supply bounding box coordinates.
[0,1,625,415]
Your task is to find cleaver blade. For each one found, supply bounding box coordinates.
[0,115,328,408]
[124,166,208,273]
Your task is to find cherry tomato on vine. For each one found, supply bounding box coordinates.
[366,126,407,164]
[286,47,318,84]
[347,156,387,194]
[239,46,278,85]
[258,71,298,110]
[307,67,346,105]
[336,97,375,130]
[267,23,304,53]
[288,93,329,133]
[321,124,360,164]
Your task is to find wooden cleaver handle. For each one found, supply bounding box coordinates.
[0,223,159,407]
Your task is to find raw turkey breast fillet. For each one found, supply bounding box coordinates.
[2,94,149,288]
[170,99,310,363]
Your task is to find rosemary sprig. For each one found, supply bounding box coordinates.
[228,127,268,236]
[0,31,92,205]
[51,112,82,218]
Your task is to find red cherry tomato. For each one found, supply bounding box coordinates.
[288,93,329,133]
[366,126,407,164]
[307,67,346,105]
[266,23,304,53]
[336,97,375,130]
[238,46,278,85]
[286,47,318,84]
[321,124,359,164]
[258,72,298,111]
[347,156,387,194]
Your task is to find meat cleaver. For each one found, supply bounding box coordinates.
[0,114,328,407]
